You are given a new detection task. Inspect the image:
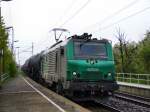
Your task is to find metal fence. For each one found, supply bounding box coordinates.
[0,73,9,82]
[116,73,150,85]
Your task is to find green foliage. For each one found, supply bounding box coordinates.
[8,59,17,77]
[0,18,8,49]
[138,32,150,73]
[4,48,17,77]
[0,17,17,77]
[114,30,150,73]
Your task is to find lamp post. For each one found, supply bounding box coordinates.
[13,40,19,61]
[5,26,14,54]
[15,47,20,66]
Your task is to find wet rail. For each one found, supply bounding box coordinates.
[94,100,122,112]
[93,95,150,112]
[114,92,150,108]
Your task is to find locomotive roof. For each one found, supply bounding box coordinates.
[43,33,111,54]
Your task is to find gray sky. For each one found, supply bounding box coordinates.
[1,0,150,65]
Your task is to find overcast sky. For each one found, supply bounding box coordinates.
[1,0,150,65]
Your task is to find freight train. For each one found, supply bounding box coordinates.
[22,33,119,98]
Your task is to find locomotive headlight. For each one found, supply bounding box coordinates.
[108,73,112,76]
[73,72,77,76]
[73,72,77,79]
[90,60,94,64]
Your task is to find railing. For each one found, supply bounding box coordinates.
[0,73,9,82]
[116,73,150,85]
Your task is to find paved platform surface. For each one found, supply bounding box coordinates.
[0,75,90,112]
[117,81,150,98]
[117,81,150,89]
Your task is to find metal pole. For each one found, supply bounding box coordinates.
[0,0,1,24]
[32,42,33,56]
[0,0,2,87]
[12,27,14,55]
[15,47,20,66]
[5,26,14,54]
[17,47,19,65]
[130,73,131,83]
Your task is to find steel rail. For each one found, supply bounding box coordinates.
[115,91,150,102]
[114,92,150,108]
[94,100,122,112]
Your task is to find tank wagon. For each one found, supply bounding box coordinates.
[22,33,119,97]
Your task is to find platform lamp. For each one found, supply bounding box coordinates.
[15,47,20,66]
[5,26,15,54]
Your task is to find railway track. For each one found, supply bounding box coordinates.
[115,92,150,102]
[41,78,150,112]
[114,92,150,108]
[94,97,150,112]
[92,93,150,112]
[95,100,122,112]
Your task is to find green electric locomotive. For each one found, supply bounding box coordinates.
[40,33,119,97]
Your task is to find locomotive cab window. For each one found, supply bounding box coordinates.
[74,41,107,59]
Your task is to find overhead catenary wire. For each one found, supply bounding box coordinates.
[37,0,138,50]
[24,1,77,51]
[19,43,34,55]
[19,47,31,53]
[19,51,32,55]
[80,0,140,31]
[33,33,54,49]
[40,0,140,42]
[94,6,150,32]
[18,0,90,64]
[59,0,91,27]
[54,0,77,27]
[20,0,146,56]
[20,0,139,55]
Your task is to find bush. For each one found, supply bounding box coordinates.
[8,60,17,77]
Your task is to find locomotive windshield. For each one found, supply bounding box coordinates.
[74,41,107,59]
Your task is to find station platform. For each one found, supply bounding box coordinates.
[117,81,150,89]
[117,81,150,98]
[0,75,90,112]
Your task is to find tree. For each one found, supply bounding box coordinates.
[114,29,150,73]
[0,17,8,76]
[0,17,17,78]
[115,28,127,73]
[138,31,150,73]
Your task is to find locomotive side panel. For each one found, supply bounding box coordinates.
[42,50,57,84]
[41,47,67,88]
